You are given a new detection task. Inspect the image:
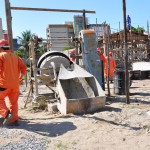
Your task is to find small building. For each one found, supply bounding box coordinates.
[87,24,109,49]
[87,24,105,38]
[73,15,88,37]
[46,23,74,51]
[13,38,19,50]
[110,30,150,66]
[110,30,148,49]
[3,30,8,41]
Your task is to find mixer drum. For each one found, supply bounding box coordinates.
[37,51,72,77]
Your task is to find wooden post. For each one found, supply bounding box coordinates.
[29,46,34,93]
[122,0,130,104]
[96,18,98,46]
[5,0,13,51]
[148,20,150,37]
[10,7,96,14]
[103,22,107,56]
[147,21,150,59]
[83,9,86,29]
[129,29,133,62]
[29,41,39,97]
[106,25,111,96]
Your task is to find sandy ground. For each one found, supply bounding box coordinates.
[0,79,150,150]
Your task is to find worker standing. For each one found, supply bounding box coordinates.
[0,39,27,126]
[104,51,116,83]
[69,49,76,62]
[97,47,105,62]
[97,47,105,90]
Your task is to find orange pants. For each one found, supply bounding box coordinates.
[0,88,19,122]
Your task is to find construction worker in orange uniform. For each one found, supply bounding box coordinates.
[97,47,106,62]
[104,51,116,82]
[69,49,76,62]
[97,47,105,90]
[0,39,27,126]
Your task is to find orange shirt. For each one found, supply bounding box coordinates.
[0,50,27,88]
[99,54,106,62]
[97,52,106,62]
[104,56,116,78]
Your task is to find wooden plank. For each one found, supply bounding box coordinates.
[10,7,96,14]
[5,0,13,51]
[123,0,130,104]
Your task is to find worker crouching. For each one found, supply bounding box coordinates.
[0,39,27,126]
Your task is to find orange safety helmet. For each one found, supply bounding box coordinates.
[69,49,76,54]
[0,39,9,46]
[109,52,112,56]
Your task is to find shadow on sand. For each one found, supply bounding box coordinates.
[3,120,77,137]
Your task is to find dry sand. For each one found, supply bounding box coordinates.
[0,79,150,150]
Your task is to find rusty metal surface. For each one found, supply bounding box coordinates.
[57,64,106,115]
[67,97,105,114]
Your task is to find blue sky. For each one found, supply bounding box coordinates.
[0,0,149,38]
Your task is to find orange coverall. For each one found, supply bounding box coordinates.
[104,56,116,79]
[98,53,106,62]
[0,50,27,123]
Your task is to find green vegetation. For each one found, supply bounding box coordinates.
[131,26,145,33]
[14,49,25,57]
[120,26,145,33]
[56,142,68,150]
[16,30,47,58]
[17,30,33,57]
[63,44,75,51]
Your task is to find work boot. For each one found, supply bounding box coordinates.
[3,110,13,126]
[0,118,4,127]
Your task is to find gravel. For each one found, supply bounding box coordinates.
[0,135,48,150]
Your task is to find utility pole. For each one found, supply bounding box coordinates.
[122,0,130,104]
[5,0,13,51]
[148,20,150,37]
[96,18,98,43]
[147,20,150,59]
[107,25,111,96]
[103,21,107,56]
[83,9,86,29]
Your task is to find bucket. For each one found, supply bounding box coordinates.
[114,70,125,95]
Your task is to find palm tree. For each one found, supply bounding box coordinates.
[17,30,33,57]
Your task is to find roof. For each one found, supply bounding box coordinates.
[111,30,148,41]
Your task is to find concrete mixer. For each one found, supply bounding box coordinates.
[31,30,106,114]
